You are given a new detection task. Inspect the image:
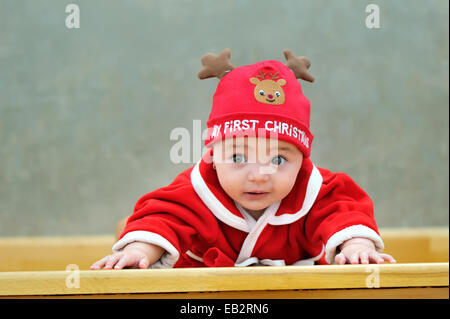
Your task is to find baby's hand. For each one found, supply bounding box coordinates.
[334,237,396,265]
[90,242,164,270]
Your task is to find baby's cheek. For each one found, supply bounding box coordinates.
[216,171,241,198]
[274,173,297,198]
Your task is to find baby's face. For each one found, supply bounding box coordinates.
[212,137,303,216]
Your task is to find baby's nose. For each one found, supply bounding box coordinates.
[268,94,273,99]
[248,165,271,182]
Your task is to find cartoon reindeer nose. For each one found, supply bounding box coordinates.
[267,94,274,99]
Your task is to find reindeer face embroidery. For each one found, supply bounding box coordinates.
[249,71,287,105]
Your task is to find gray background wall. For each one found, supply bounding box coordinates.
[0,0,448,237]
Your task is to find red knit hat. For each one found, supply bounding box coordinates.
[198,49,315,158]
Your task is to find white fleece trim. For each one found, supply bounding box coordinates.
[268,164,323,225]
[234,246,325,267]
[112,230,180,269]
[235,202,280,264]
[292,244,325,266]
[190,160,249,232]
[236,203,258,232]
[235,257,286,267]
[259,259,286,266]
[235,257,260,267]
[186,250,204,263]
[325,225,385,264]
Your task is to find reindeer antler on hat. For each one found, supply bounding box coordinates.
[283,49,315,83]
[197,48,314,82]
[197,48,235,80]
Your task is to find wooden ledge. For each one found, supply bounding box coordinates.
[0,227,448,272]
[0,262,448,297]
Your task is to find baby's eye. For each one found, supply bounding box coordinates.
[275,91,281,97]
[259,90,265,96]
[232,154,247,164]
[271,155,286,166]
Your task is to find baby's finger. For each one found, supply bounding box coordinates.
[139,256,150,269]
[349,252,360,264]
[360,251,369,264]
[335,253,347,265]
[104,254,122,269]
[380,253,396,263]
[369,252,384,264]
[90,255,111,270]
[114,255,133,269]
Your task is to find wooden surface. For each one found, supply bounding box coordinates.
[0,235,114,272]
[0,228,448,298]
[0,227,448,272]
[380,227,449,263]
[0,263,448,297]
[4,287,448,299]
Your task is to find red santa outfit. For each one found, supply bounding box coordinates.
[113,51,385,267]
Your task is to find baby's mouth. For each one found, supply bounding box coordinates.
[266,98,275,103]
[244,191,269,199]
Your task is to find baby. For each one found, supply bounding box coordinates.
[91,49,395,270]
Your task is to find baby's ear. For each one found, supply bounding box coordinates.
[249,77,260,84]
[277,79,286,86]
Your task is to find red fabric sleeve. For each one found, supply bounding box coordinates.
[304,168,380,262]
[118,167,220,256]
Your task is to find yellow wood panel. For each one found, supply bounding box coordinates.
[0,263,448,297]
[0,236,114,271]
[380,228,449,263]
[2,287,447,299]
[0,228,447,271]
